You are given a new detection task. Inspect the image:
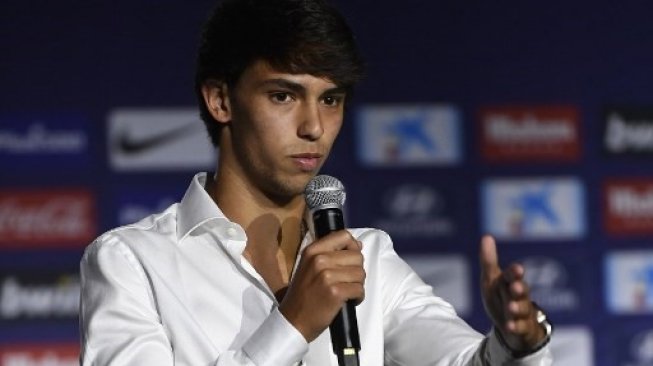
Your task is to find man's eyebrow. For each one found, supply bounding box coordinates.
[323,86,347,95]
[258,78,346,95]
[258,79,306,94]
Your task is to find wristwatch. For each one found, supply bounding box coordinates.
[510,302,553,358]
[535,303,553,343]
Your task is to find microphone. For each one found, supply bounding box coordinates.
[305,175,361,366]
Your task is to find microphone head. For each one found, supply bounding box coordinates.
[304,175,346,212]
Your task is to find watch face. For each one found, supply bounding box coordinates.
[537,309,546,323]
[534,305,553,339]
[536,310,553,337]
[543,320,553,337]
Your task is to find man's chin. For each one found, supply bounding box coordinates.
[263,174,316,206]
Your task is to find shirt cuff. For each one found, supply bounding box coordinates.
[485,328,552,365]
[242,307,308,366]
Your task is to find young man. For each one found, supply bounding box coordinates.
[79,0,553,365]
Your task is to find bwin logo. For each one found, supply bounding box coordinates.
[384,185,441,218]
[605,113,653,153]
[510,184,559,234]
[522,257,567,289]
[631,330,653,363]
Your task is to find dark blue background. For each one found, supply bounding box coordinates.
[3,1,653,364]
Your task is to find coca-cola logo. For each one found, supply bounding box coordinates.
[0,190,96,247]
[0,343,79,366]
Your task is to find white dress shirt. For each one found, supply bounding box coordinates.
[80,173,552,365]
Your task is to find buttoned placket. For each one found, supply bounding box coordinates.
[216,221,314,366]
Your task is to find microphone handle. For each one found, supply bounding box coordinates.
[330,300,360,366]
[313,207,346,238]
[312,208,361,366]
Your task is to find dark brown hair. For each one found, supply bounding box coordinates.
[195,0,365,146]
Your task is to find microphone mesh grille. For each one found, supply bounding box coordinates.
[304,175,346,210]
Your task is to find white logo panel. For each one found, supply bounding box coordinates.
[481,177,585,241]
[606,251,653,314]
[402,255,471,316]
[550,326,594,366]
[356,105,462,166]
[630,329,653,365]
[108,108,215,171]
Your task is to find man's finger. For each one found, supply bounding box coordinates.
[317,266,366,286]
[507,280,530,299]
[315,250,364,268]
[305,230,360,256]
[502,263,525,283]
[505,317,536,336]
[507,300,533,318]
[479,235,501,281]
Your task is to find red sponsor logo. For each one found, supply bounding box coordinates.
[604,179,653,235]
[0,190,96,248]
[479,105,580,162]
[0,343,78,366]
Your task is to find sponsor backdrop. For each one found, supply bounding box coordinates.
[3,1,653,364]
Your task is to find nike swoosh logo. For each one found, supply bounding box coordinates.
[116,122,202,155]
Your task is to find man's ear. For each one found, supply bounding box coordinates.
[201,80,232,123]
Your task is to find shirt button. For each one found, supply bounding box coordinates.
[226,227,238,237]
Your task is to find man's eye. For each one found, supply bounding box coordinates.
[322,95,343,107]
[270,92,292,103]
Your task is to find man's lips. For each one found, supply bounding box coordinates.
[290,153,323,171]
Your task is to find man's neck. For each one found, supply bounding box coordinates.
[205,169,307,289]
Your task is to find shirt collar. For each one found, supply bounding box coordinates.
[176,172,317,250]
[177,172,230,242]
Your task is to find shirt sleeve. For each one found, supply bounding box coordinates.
[79,235,308,366]
[374,230,553,366]
[483,327,553,365]
[241,307,308,365]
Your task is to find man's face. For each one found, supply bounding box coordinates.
[223,60,346,201]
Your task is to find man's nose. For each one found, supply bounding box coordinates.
[298,102,324,141]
